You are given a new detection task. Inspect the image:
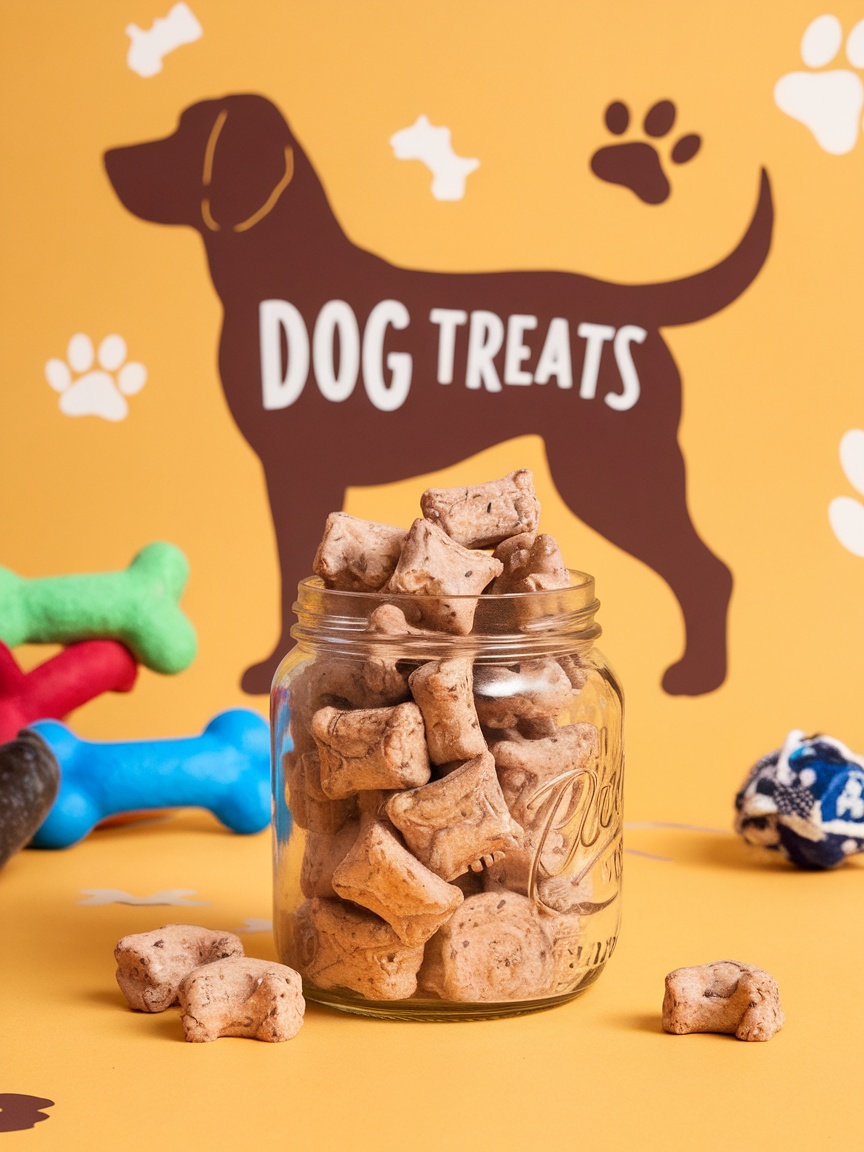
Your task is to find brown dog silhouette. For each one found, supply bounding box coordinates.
[104,94,773,696]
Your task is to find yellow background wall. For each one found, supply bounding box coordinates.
[3,0,863,831]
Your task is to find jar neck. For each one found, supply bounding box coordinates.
[289,574,601,660]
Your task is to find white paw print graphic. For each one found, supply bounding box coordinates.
[45,333,147,422]
[775,15,864,154]
[829,429,864,554]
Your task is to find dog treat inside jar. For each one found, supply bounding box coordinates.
[271,471,623,1020]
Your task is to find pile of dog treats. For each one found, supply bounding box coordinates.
[114,925,305,1043]
[283,470,607,1003]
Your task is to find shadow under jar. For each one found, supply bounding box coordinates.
[271,573,623,1021]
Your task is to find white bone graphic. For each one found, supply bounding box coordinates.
[390,115,480,201]
[126,2,203,78]
[78,888,209,906]
[233,918,273,933]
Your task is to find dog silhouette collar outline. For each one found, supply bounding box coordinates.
[201,108,295,233]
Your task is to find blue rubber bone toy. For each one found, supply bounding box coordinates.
[27,709,272,849]
[735,729,864,869]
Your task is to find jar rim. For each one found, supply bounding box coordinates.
[294,570,596,603]
[288,572,601,659]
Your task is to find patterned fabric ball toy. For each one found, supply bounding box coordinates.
[735,730,864,869]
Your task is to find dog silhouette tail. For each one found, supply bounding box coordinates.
[632,169,773,327]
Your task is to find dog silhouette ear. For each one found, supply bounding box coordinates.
[202,95,295,233]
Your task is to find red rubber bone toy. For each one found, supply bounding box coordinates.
[0,640,138,745]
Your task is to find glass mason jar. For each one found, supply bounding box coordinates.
[271,572,623,1021]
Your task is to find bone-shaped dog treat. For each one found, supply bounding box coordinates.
[366,604,434,636]
[491,532,570,594]
[535,872,608,917]
[284,750,358,834]
[419,890,555,1002]
[355,788,404,825]
[486,725,600,899]
[484,821,569,898]
[311,702,430,798]
[0,543,197,675]
[385,750,522,881]
[385,519,503,634]
[178,956,305,1042]
[408,658,486,764]
[331,818,464,945]
[558,653,590,694]
[28,708,271,848]
[313,512,408,591]
[662,961,784,1042]
[114,924,245,1012]
[490,723,598,828]
[289,656,410,756]
[0,730,60,870]
[473,659,573,731]
[300,821,360,898]
[420,470,540,549]
[361,604,443,705]
[295,896,425,1000]
[0,639,137,743]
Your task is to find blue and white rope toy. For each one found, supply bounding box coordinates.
[735,730,864,870]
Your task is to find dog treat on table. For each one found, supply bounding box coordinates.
[473,658,573,730]
[662,961,784,1042]
[385,750,522,881]
[313,512,407,592]
[385,518,503,634]
[295,896,426,1000]
[311,702,430,798]
[178,957,305,1043]
[418,890,555,1002]
[407,658,487,765]
[331,818,465,946]
[114,924,245,1012]
[419,469,541,549]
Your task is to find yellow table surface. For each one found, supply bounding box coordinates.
[1,809,859,1151]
